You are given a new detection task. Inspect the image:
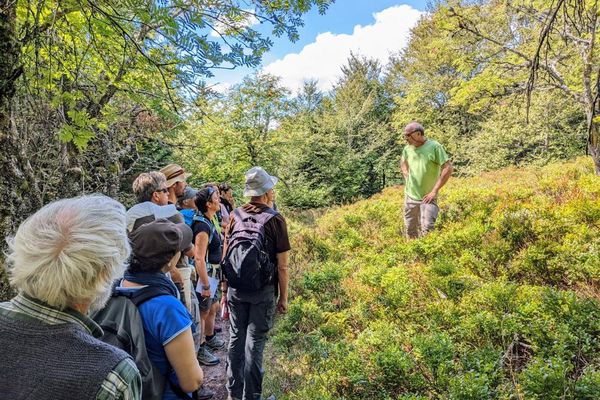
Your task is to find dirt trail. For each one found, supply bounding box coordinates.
[202,316,230,400]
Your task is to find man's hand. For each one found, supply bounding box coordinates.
[196,274,211,298]
[276,298,288,314]
[422,190,438,204]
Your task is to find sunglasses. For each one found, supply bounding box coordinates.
[155,188,169,193]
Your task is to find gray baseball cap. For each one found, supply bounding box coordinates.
[243,167,278,197]
[178,186,198,202]
[130,219,193,267]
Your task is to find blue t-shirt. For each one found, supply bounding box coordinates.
[179,208,195,227]
[119,287,193,400]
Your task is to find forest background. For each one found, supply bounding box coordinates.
[1,1,599,398]
[0,0,599,320]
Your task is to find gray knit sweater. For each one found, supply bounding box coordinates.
[0,312,129,399]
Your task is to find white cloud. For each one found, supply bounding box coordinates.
[210,82,233,94]
[210,10,259,38]
[263,4,423,93]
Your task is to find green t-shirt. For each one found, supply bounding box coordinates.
[401,139,449,201]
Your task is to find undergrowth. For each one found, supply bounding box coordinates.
[264,158,600,399]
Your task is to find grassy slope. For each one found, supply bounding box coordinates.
[265,158,600,400]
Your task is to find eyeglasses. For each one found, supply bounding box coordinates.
[404,130,418,138]
[155,188,169,193]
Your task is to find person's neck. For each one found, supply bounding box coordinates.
[204,209,216,219]
[414,136,427,147]
[122,279,144,288]
[167,190,177,204]
[250,198,268,206]
[71,302,90,314]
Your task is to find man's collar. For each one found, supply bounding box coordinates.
[14,293,104,338]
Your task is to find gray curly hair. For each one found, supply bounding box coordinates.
[6,194,131,310]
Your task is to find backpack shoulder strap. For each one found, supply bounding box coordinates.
[230,207,278,239]
[192,213,215,243]
[113,286,172,307]
[261,208,279,223]
[233,206,279,222]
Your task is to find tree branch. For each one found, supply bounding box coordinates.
[20,6,78,45]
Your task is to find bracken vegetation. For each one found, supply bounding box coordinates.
[264,158,600,399]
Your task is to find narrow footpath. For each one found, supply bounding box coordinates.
[203,316,230,400]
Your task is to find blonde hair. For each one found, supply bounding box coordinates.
[6,194,131,310]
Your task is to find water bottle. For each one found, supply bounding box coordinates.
[221,295,229,321]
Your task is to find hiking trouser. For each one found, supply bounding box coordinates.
[190,290,202,351]
[404,195,439,238]
[226,287,276,400]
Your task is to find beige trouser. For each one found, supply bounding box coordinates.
[404,196,439,238]
[179,265,202,350]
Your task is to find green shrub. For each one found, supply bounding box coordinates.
[448,372,492,399]
[520,357,570,399]
[575,367,600,399]
[268,159,600,399]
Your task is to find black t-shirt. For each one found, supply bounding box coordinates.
[192,216,222,265]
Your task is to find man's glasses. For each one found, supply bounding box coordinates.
[155,188,169,193]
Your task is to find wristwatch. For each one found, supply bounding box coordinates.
[201,284,210,291]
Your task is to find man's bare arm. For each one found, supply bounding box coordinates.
[401,159,409,181]
[422,161,453,204]
[276,251,289,314]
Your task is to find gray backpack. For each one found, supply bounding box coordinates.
[221,207,278,291]
[92,285,194,400]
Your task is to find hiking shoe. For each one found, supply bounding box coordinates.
[195,385,214,400]
[205,335,225,350]
[197,345,219,366]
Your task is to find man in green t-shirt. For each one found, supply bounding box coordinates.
[400,122,453,238]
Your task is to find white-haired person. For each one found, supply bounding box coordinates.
[0,195,142,399]
[119,219,207,400]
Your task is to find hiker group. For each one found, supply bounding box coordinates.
[0,121,452,400]
[0,165,290,400]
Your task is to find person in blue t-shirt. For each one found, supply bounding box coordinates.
[120,219,206,400]
[177,186,198,227]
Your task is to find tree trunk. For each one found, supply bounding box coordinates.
[589,114,600,175]
[584,9,599,175]
[0,0,21,300]
[0,1,20,135]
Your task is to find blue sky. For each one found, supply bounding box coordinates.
[208,1,429,93]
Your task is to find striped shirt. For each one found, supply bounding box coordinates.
[0,294,142,400]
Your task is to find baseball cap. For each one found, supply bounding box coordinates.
[130,219,193,268]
